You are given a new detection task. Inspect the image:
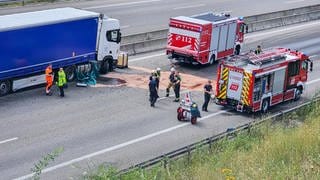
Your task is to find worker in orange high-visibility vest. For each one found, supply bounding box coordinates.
[45,64,53,95]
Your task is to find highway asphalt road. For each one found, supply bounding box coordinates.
[0,0,319,34]
[0,20,319,179]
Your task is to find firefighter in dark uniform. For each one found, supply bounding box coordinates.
[149,76,158,107]
[155,67,161,90]
[173,71,181,102]
[202,80,213,112]
[255,45,262,55]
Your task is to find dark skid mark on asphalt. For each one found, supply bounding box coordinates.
[97,76,127,85]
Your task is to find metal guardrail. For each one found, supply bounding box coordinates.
[118,97,320,174]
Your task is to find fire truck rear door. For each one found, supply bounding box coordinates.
[227,69,244,101]
[168,26,201,52]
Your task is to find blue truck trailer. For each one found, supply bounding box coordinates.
[0,7,121,96]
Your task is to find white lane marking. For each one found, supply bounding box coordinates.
[15,110,227,180]
[173,4,205,10]
[223,10,232,13]
[246,20,320,39]
[306,78,320,85]
[0,137,18,145]
[309,55,317,59]
[130,53,165,62]
[121,25,130,29]
[284,0,305,4]
[83,0,161,10]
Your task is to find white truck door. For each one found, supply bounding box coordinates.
[97,17,121,61]
[210,25,220,51]
[227,70,244,101]
[226,21,237,50]
[218,24,228,52]
[272,68,286,94]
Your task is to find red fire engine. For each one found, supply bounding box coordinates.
[215,48,312,113]
[166,12,245,65]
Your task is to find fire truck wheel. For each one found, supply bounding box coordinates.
[191,117,197,124]
[261,99,269,113]
[294,88,302,101]
[209,55,215,65]
[235,45,241,55]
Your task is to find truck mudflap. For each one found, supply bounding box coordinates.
[167,50,199,64]
[215,98,253,112]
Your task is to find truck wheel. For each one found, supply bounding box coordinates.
[108,59,114,72]
[100,59,110,74]
[261,99,269,113]
[294,87,302,101]
[235,45,241,55]
[65,65,76,82]
[0,80,11,96]
[209,54,215,65]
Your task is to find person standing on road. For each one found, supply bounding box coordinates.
[155,67,161,90]
[45,64,53,95]
[255,45,262,55]
[149,76,158,107]
[57,68,67,97]
[202,80,213,112]
[166,68,175,97]
[173,71,181,102]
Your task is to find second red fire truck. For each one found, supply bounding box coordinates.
[215,48,312,113]
[166,12,245,65]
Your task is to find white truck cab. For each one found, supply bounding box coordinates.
[96,15,121,73]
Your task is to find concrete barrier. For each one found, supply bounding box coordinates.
[247,10,320,32]
[121,4,320,55]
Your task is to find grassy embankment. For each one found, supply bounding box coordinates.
[86,101,320,180]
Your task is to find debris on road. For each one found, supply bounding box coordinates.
[96,66,216,91]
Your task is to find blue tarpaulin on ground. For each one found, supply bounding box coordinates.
[76,61,99,86]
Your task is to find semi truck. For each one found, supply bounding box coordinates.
[166,12,245,65]
[0,7,121,96]
[215,48,312,113]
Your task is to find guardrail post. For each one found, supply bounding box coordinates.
[208,137,212,151]
[22,0,25,6]
[187,146,191,163]
[163,156,167,169]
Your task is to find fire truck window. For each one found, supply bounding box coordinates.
[288,61,300,77]
[266,74,274,92]
[302,61,308,70]
[253,77,262,101]
[240,24,245,33]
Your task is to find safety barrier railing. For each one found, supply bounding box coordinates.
[118,97,320,174]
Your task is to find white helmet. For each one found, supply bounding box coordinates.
[170,67,175,72]
[156,67,161,71]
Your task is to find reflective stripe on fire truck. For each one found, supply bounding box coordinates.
[241,71,252,105]
[168,33,173,46]
[217,67,229,99]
